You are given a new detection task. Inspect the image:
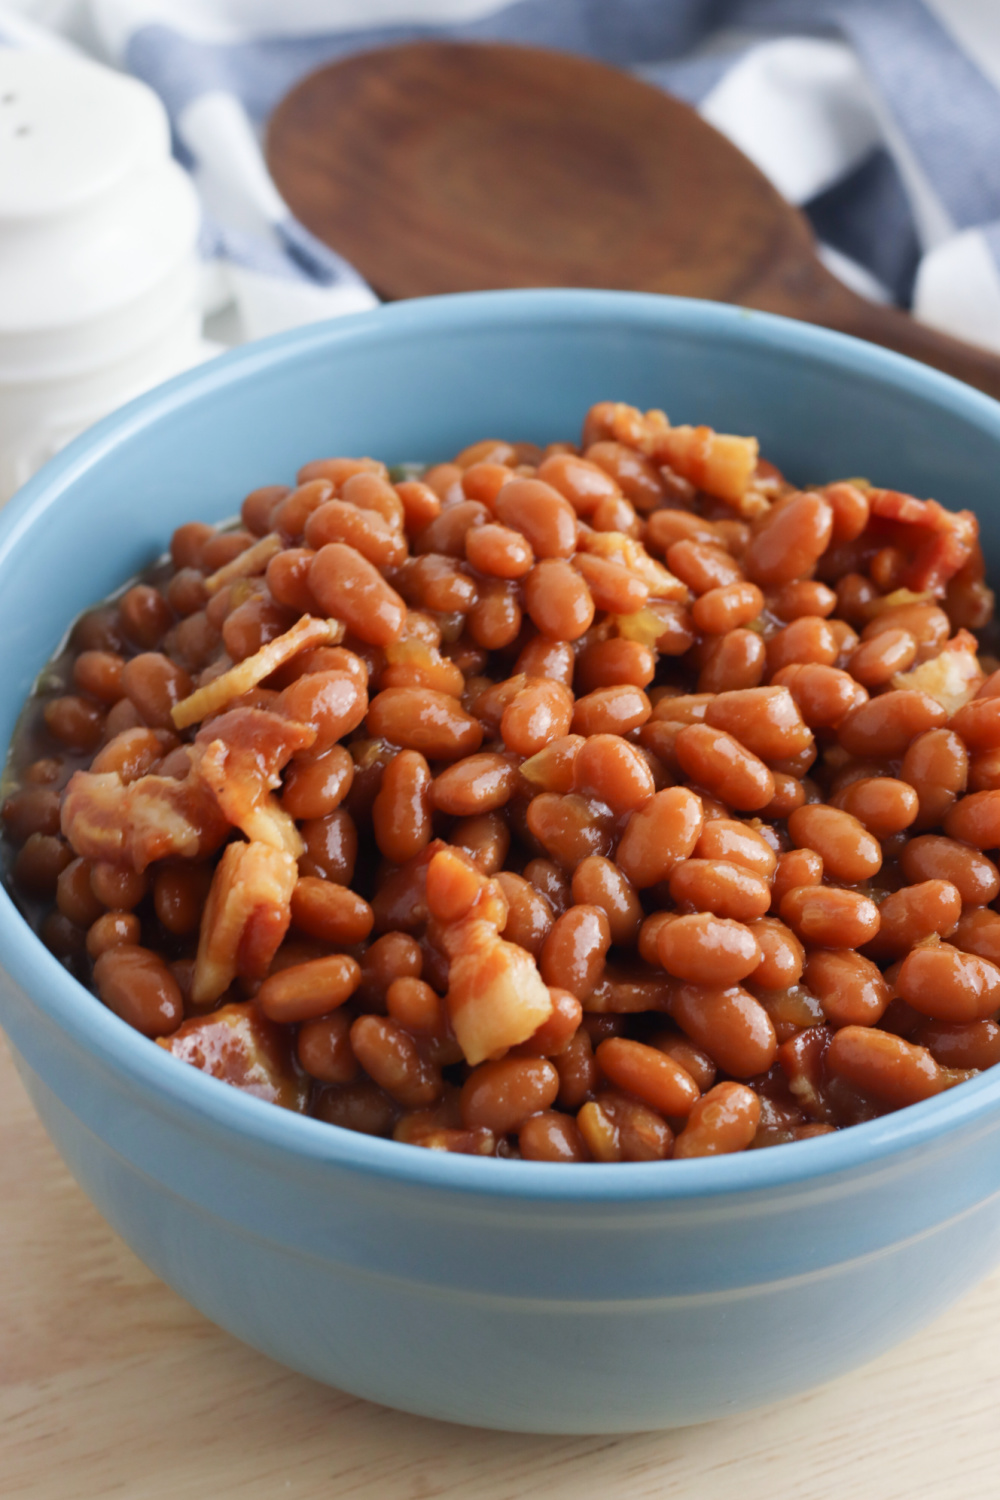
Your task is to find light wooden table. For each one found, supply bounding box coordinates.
[2,1032,998,1500]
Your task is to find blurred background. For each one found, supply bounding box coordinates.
[2,0,999,498]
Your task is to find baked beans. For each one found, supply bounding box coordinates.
[4,400,996,1161]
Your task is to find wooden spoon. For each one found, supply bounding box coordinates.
[267,40,1000,401]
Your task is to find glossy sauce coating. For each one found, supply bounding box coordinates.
[3,399,996,1164]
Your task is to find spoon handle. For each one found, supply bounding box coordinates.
[746,255,1000,404]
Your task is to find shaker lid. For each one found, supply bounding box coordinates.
[0,49,169,221]
[0,50,200,335]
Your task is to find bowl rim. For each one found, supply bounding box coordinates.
[4,285,1000,1205]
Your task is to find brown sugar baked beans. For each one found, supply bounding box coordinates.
[3,399,998,1162]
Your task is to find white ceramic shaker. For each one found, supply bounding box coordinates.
[0,48,207,503]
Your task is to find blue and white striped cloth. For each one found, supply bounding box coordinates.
[4,0,1000,352]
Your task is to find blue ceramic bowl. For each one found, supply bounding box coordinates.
[4,291,1000,1435]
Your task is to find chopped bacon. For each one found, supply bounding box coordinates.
[576,530,688,601]
[200,704,313,767]
[126,773,231,870]
[204,532,283,593]
[892,629,985,715]
[171,614,343,729]
[425,847,552,1065]
[581,401,665,454]
[197,743,301,856]
[868,490,958,530]
[866,489,978,596]
[863,587,935,619]
[158,1001,307,1111]
[651,424,759,507]
[192,840,298,1006]
[426,846,508,929]
[60,772,126,863]
[907,529,976,597]
[61,709,308,871]
[444,922,554,1066]
[61,768,229,871]
[614,605,689,649]
[192,707,314,856]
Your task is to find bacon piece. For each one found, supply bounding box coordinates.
[204,532,283,593]
[425,846,552,1065]
[651,424,759,506]
[444,922,554,1066]
[158,1001,307,1110]
[869,490,959,530]
[906,528,976,597]
[426,845,508,929]
[582,400,663,453]
[197,744,302,856]
[192,841,298,1006]
[125,773,230,870]
[61,769,229,870]
[60,771,127,863]
[867,490,978,596]
[192,707,314,856]
[171,615,343,729]
[576,530,688,601]
[863,587,935,619]
[892,630,985,716]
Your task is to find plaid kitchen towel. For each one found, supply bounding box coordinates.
[3,0,999,352]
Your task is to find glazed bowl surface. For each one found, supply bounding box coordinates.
[3,289,1000,1433]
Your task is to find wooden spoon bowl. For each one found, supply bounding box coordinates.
[267,41,1000,400]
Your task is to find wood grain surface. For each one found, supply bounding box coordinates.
[1,1029,997,1500]
[266,41,1000,400]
